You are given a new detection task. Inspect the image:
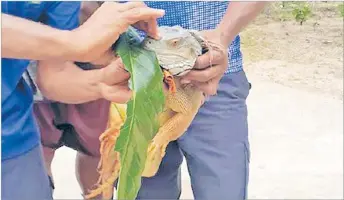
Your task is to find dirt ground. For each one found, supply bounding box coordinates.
[241,2,343,101]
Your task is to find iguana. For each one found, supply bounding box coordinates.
[85,25,225,200]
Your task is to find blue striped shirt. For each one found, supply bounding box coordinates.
[144,1,243,74]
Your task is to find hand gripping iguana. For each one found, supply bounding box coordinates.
[85,26,225,200]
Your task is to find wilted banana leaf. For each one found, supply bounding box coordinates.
[113,27,165,200]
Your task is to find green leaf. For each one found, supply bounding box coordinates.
[113,27,165,200]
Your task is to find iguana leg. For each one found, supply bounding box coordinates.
[142,111,196,177]
[142,87,204,177]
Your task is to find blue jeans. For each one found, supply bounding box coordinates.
[1,145,53,200]
[136,71,251,200]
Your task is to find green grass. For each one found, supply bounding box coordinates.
[338,3,344,17]
[260,2,343,23]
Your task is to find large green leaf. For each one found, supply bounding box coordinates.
[113,27,165,200]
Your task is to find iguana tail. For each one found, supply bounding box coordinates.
[84,103,126,200]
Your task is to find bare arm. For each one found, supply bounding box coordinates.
[2,2,165,63]
[34,1,133,104]
[36,61,103,104]
[1,14,79,61]
[217,2,267,46]
[36,58,131,104]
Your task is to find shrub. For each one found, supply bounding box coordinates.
[292,3,312,25]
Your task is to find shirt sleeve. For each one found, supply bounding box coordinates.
[43,1,81,30]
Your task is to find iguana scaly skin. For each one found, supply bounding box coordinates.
[140,26,207,177]
[85,26,221,200]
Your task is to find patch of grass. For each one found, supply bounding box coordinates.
[338,3,344,17]
[290,2,312,25]
[278,10,294,22]
[260,2,343,23]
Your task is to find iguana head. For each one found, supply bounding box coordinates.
[142,25,205,76]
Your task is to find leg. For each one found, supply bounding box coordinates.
[33,102,66,191]
[42,146,57,189]
[75,152,101,196]
[178,71,251,200]
[1,145,53,200]
[65,100,110,198]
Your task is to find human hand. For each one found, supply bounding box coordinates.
[35,57,131,104]
[73,2,165,65]
[180,29,229,95]
[96,57,133,103]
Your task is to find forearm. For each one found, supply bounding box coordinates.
[217,2,267,46]
[1,14,83,61]
[36,61,102,104]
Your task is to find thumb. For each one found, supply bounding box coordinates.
[99,82,132,103]
[101,57,130,85]
[194,52,213,70]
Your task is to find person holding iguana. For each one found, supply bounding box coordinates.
[28,1,134,195]
[129,2,267,200]
[1,1,164,199]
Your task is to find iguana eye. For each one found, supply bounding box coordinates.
[169,39,180,47]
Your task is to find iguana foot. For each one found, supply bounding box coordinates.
[142,138,168,177]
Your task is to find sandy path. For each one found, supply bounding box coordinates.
[245,72,343,199]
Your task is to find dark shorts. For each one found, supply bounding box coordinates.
[33,99,110,157]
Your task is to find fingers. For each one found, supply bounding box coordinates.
[116,1,147,12]
[192,75,222,96]
[134,20,160,39]
[101,58,130,85]
[116,1,164,38]
[121,7,165,25]
[181,48,228,85]
[146,19,160,39]
[181,64,221,84]
[97,56,132,103]
[194,49,225,70]
[99,82,132,103]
